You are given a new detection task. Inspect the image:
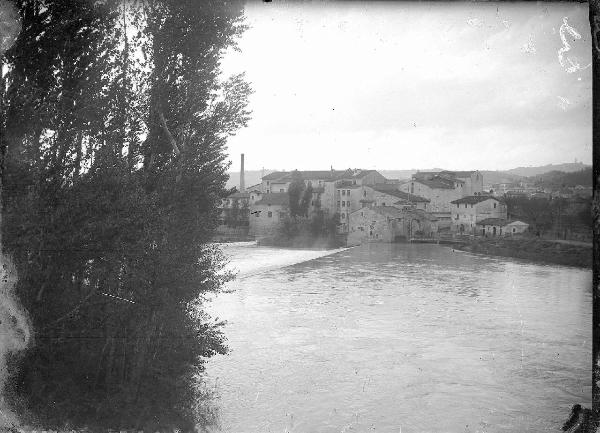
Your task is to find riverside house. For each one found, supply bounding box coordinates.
[249,192,290,237]
[476,218,529,237]
[398,170,483,229]
[347,206,438,246]
[450,196,507,235]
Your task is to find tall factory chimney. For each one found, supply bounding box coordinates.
[240,153,245,192]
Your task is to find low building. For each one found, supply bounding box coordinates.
[476,218,529,237]
[249,193,289,238]
[347,206,438,246]
[504,220,529,235]
[450,196,507,235]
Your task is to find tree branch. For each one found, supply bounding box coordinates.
[158,110,180,155]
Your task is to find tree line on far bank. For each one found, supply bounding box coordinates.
[504,194,591,239]
[1,1,250,431]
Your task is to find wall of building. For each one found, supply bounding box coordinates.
[347,209,393,245]
[399,181,463,213]
[450,199,507,233]
[249,204,286,237]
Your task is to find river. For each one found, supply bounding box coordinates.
[204,242,591,433]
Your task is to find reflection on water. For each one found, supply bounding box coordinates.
[205,243,591,433]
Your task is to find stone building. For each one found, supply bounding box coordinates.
[449,196,507,235]
[398,170,484,229]
[249,193,290,237]
[476,218,529,237]
[347,206,438,246]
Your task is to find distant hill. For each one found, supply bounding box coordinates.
[528,167,592,189]
[480,170,524,185]
[504,163,590,177]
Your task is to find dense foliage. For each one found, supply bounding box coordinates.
[0,0,250,430]
[528,168,592,189]
[504,195,591,237]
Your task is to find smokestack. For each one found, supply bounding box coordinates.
[240,153,245,192]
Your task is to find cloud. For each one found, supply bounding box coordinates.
[222,2,591,171]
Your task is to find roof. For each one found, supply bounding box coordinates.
[413,178,457,189]
[372,185,430,202]
[253,193,289,206]
[476,218,508,226]
[451,196,500,205]
[505,220,529,227]
[440,170,478,178]
[246,183,262,190]
[352,169,379,179]
[273,170,353,182]
[262,171,288,181]
[372,206,404,218]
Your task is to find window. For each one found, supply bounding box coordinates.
[268,211,272,218]
[255,212,260,217]
[341,213,346,219]
[456,204,459,208]
[280,188,284,192]
[363,190,367,197]
[470,204,473,208]
[411,183,414,194]
[513,228,516,233]
[337,200,341,207]
[361,211,364,217]
[311,200,314,206]
[267,181,270,185]
[493,203,497,208]
[342,201,346,207]
[347,190,350,195]
[464,204,467,208]
[382,202,386,206]
[342,190,346,196]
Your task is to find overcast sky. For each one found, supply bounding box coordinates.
[221,1,592,172]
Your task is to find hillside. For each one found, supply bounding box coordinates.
[528,167,592,189]
[504,162,590,177]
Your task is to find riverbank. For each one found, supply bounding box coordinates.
[452,236,592,268]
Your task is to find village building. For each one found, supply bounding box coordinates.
[260,169,354,194]
[248,192,290,238]
[398,171,484,228]
[347,206,438,246]
[476,218,529,237]
[449,196,507,235]
[366,184,430,210]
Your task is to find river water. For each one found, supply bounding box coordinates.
[205,242,591,433]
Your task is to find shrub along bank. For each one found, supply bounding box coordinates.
[453,237,592,269]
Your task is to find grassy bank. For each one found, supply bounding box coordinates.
[453,237,592,269]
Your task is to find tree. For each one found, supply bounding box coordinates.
[299,183,313,217]
[229,198,240,227]
[287,170,305,218]
[1,1,251,430]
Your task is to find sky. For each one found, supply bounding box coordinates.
[221,1,592,172]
